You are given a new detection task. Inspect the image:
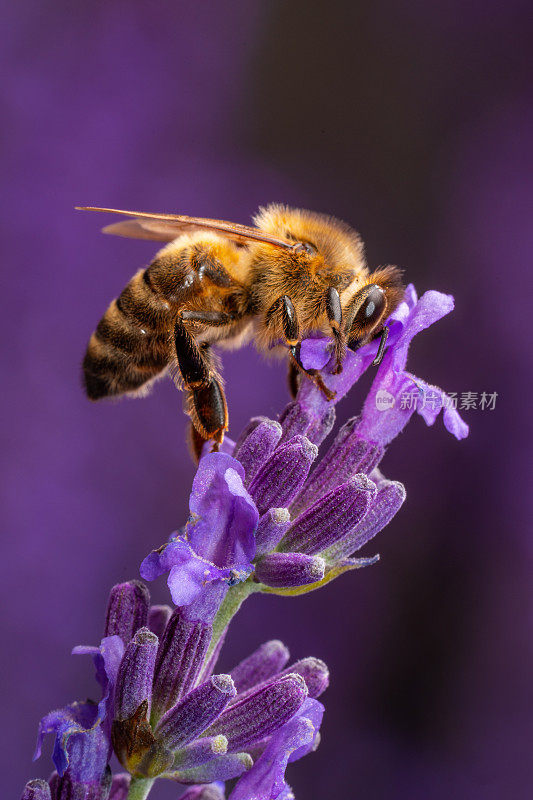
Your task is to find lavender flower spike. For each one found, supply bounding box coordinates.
[30,580,327,797]
[140,283,466,602]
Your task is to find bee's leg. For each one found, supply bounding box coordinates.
[289,344,336,402]
[267,294,336,402]
[173,320,228,460]
[180,310,234,326]
[325,287,346,374]
[288,359,300,399]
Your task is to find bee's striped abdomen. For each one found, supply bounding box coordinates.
[83,267,174,400]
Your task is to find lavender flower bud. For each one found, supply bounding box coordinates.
[255,552,326,588]
[248,436,317,515]
[235,656,329,704]
[327,479,406,560]
[230,639,290,693]
[233,418,282,486]
[281,474,376,555]
[147,604,172,639]
[292,417,383,515]
[21,780,51,800]
[104,580,150,644]
[151,609,212,720]
[114,627,158,721]
[154,674,236,751]
[232,415,271,455]
[255,508,291,555]
[278,401,312,443]
[280,657,329,698]
[207,673,308,751]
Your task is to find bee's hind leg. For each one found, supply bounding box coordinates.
[173,320,228,462]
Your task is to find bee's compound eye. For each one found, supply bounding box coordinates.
[360,286,385,323]
[354,286,385,328]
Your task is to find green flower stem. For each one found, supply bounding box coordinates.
[127,777,155,800]
[207,578,260,661]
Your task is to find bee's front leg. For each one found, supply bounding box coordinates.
[173,319,228,461]
[289,344,336,402]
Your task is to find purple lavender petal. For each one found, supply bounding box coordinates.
[147,605,172,639]
[178,785,226,800]
[152,608,212,720]
[104,580,150,644]
[166,542,230,606]
[390,289,454,373]
[255,508,291,556]
[72,634,124,734]
[288,698,325,762]
[291,416,383,515]
[113,628,158,721]
[281,475,376,555]
[154,674,236,751]
[296,342,377,425]
[248,435,317,515]
[188,453,258,567]
[326,479,406,560]
[207,673,307,751]
[59,728,110,786]
[408,374,469,440]
[141,539,236,609]
[34,701,100,776]
[108,774,130,800]
[255,552,326,588]
[228,714,315,800]
[21,780,51,800]
[232,418,282,486]
[172,735,228,770]
[140,539,189,582]
[299,338,333,370]
[229,640,290,694]
[357,368,419,446]
[181,581,230,627]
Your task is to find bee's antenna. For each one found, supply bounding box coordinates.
[372,326,389,367]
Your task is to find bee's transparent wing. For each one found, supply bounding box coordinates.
[76,206,295,250]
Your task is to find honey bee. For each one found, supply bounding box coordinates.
[80,204,404,459]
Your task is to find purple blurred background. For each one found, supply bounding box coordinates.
[2,1,532,797]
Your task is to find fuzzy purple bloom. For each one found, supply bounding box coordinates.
[31,581,326,799]
[140,454,257,607]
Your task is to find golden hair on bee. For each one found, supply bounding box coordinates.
[78,203,404,460]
